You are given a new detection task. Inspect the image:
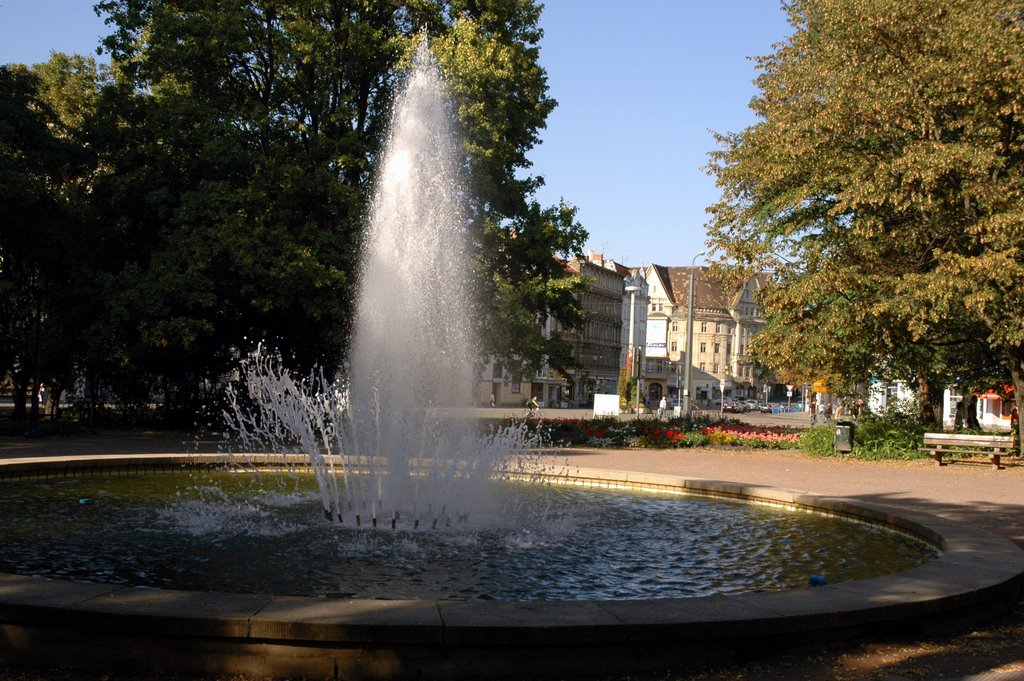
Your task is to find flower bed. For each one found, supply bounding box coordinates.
[701,424,802,449]
[490,415,801,450]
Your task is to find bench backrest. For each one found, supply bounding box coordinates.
[923,432,1013,448]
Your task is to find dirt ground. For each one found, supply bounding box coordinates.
[3,433,1024,680]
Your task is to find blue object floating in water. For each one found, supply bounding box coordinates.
[808,574,827,587]
[79,498,90,505]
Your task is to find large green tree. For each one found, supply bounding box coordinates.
[84,0,584,415]
[707,0,1024,439]
[0,62,90,427]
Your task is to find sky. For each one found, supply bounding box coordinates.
[0,1,794,268]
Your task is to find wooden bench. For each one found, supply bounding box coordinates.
[920,432,1014,469]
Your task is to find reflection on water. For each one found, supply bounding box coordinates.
[0,471,937,600]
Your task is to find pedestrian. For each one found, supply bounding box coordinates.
[809,400,817,425]
[489,393,495,408]
[824,402,833,423]
[658,396,667,420]
[835,400,844,419]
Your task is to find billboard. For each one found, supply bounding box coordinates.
[645,319,667,358]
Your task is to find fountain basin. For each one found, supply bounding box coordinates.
[1,452,1023,680]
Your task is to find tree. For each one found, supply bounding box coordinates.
[706,0,1024,442]
[87,0,586,418]
[0,63,88,428]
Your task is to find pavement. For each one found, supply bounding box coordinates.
[3,428,1024,680]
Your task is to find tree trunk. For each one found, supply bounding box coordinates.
[1007,346,1024,455]
[916,370,940,427]
[966,394,981,429]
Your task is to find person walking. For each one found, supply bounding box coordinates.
[658,396,667,420]
[809,400,818,425]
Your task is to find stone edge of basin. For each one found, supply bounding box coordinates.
[1,454,1023,680]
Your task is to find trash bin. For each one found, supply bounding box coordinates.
[834,420,855,453]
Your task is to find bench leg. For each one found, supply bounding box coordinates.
[933,451,945,466]
[992,454,1002,470]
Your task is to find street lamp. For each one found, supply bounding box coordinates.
[675,361,682,412]
[625,283,640,417]
[682,251,706,416]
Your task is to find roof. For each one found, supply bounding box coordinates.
[651,266,769,311]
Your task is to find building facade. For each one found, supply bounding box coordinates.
[562,254,628,406]
[642,265,769,407]
[481,255,769,411]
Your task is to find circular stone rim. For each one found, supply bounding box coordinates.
[1,452,1023,680]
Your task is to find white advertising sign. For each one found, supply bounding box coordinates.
[645,319,667,358]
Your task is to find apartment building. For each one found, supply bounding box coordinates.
[643,265,769,407]
[561,254,628,406]
[480,252,642,408]
[481,254,767,411]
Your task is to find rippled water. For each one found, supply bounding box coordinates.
[0,471,937,600]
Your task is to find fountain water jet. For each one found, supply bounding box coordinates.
[224,40,534,530]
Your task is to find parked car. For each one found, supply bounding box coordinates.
[723,401,748,413]
[759,402,774,413]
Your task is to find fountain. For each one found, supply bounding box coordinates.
[1,39,1023,681]
[222,40,533,532]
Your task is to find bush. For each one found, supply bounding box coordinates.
[799,425,840,456]
[851,414,926,460]
[800,414,926,460]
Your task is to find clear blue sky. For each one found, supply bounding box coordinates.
[0,1,793,268]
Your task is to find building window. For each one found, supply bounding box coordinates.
[699,362,706,371]
[671,341,678,352]
[671,322,678,332]
[713,363,719,374]
[699,342,706,353]
[714,343,720,354]
[511,382,521,394]
[726,343,731,355]
[700,322,707,333]
[716,323,721,333]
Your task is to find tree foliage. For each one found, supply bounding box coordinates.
[707,0,1024,436]
[0,1,586,425]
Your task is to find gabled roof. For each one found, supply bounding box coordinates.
[649,265,677,302]
[649,266,769,312]
[668,267,728,310]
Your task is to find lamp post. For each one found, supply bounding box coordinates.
[682,251,705,416]
[720,377,727,419]
[625,283,639,417]
[676,360,682,412]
